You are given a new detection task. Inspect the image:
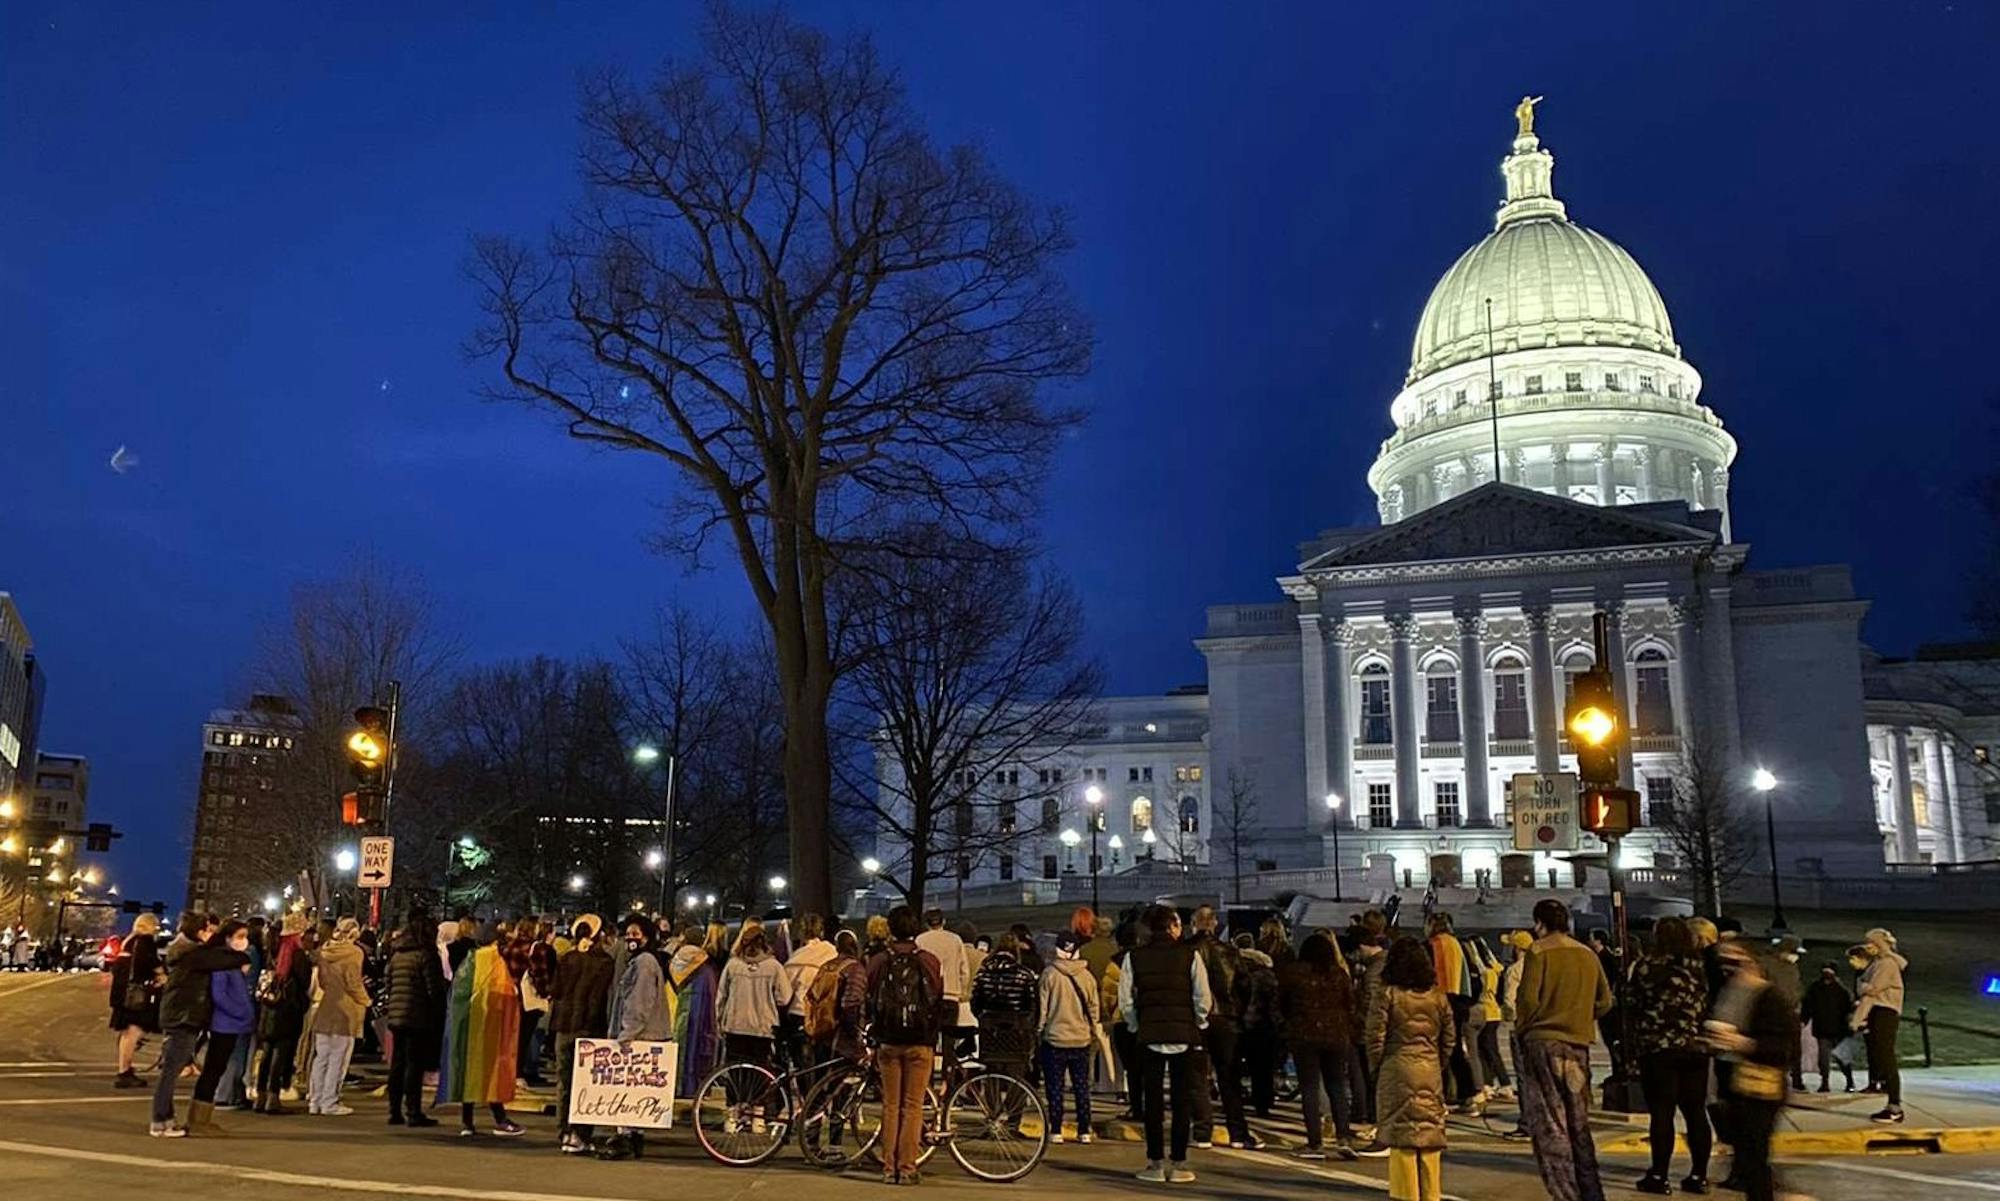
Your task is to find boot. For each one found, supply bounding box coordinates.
[188,1100,226,1136]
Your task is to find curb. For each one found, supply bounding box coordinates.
[1597,1125,2000,1157]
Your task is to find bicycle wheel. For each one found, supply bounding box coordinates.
[692,1061,794,1167]
[943,1071,1048,1183]
[797,1065,883,1170]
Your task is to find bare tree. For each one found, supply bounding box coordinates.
[467,4,1091,915]
[1657,729,1761,917]
[1215,768,1263,904]
[248,555,460,901]
[832,529,1100,911]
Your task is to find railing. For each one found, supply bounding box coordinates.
[1490,737,1535,757]
[1422,740,1462,758]
[1631,735,1682,754]
[1386,389,1723,448]
[1355,744,1394,761]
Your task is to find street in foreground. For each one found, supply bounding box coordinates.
[3,972,1997,1201]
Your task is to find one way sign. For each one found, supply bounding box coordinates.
[359,836,395,889]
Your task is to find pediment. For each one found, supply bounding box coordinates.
[1300,483,1713,573]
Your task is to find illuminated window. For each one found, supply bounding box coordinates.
[1492,655,1530,739]
[1179,796,1199,833]
[1130,796,1154,833]
[1368,783,1394,828]
[1434,781,1460,828]
[1360,664,1392,744]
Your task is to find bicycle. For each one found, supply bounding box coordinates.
[690,1050,847,1167]
[800,1048,1049,1183]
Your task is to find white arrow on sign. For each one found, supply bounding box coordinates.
[358,836,396,889]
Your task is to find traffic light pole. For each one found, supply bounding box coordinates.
[370,680,401,930]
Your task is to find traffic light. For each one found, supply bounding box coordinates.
[85,822,117,852]
[1565,666,1623,788]
[1581,786,1640,838]
[345,705,390,827]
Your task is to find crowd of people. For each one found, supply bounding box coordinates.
[99,897,1911,1201]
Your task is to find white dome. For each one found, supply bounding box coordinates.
[1408,217,1678,385]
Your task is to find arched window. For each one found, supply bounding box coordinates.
[1040,796,1059,830]
[1359,662,1392,744]
[1425,659,1460,742]
[1130,796,1154,834]
[1491,654,1530,739]
[1633,648,1674,735]
[1178,795,1200,834]
[1561,649,1594,710]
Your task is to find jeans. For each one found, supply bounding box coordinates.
[388,1026,435,1118]
[1191,1024,1248,1142]
[1351,1035,1378,1123]
[878,1043,934,1177]
[1112,1024,1141,1110]
[1292,1041,1355,1146]
[1638,1049,1711,1180]
[215,1030,255,1104]
[1476,1020,1511,1088]
[308,1032,356,1112]
[1139,1046,1194,1164]
[1518,1039,1605,1201]
[1041,1045,1091,1134]
[554,1033,585,1138]
[1240,1026,1280,1115]
[518,1009,546,1083]
[194,1033,239,1104]
[1865,1011,1902,1105]
[152,1031,202,1124]
[1465,1008,1490,1090]
[1727,1098,1779,1201]
[255,1029,300,1101]
[1813,1036,1854,1088]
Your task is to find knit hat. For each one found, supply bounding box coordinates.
[1054,931,1084,956]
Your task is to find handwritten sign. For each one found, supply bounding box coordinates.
[568,1038,678,1129]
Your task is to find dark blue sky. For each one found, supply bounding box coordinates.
[6,3,1997,906]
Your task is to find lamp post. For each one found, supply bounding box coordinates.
[1059,828,1081,875]
[1141,827,1157,862]
[1325,792,1345,903]
[1084,785,1105,912]
[634,743,679,916]
[769,874,787,907]
[1751,768,1787,932]
[1108,834,1124,870]
[333,848,357,918]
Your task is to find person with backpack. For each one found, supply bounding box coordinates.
[806,929,869,1063]
[1119,904,1211,1184]
[1233,932,1282,1119]
[1185,904,1259,1150]
[1039,930,1101,1143]
[1426,913,1479,1112]
[867,906,945,1187]
[971,931,1041,1128]
[782,914,837,1071]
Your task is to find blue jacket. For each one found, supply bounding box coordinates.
[210,965,256,1035]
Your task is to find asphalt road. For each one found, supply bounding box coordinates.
[1,970,1995,1200]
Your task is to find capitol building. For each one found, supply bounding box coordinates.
[871,106,1996,903]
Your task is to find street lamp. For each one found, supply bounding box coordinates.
[1325,792,1345,903]
[263,894,279,913]
[1141,827,1157,861]
[568,873,587,895]
[634,742,678,916]
[769,874,787,896]
[1059,827,1081,874]
[1084,784,1105,912]
[861,857,882,876]
[334,849,357,873]
[1751,768,1787,932]
[1108,833,1124,869]
[704,892,717,907]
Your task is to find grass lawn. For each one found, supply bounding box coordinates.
[1730,907,2000,1066]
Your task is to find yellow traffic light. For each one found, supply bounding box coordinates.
[1568,704,1617,747]
[346,730,385,762]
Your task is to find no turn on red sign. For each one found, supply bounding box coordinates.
[1511,772,1580,853]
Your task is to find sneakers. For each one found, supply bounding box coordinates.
[148,1121,188,1139]
[279,1087,302,1102]
[1077,1131,1095,1145]
[1681,1176,1712,1195]
[1231,1133,1266,1151]
[494,1120,525,1137]
[1135,1161,1168,1183]
[1500,1128,1533,1143]
[1870,1106,1905,1124]
[1293,1146,1327,1161]
[1331,1141,1360,1162]
[1050,1131,1065,1144]
[1637,1172,1674,1196]
[1192,1138,1213,1150]
[321,1104,354,1117]
[1167,1165,1197,1184]
[1354,1139,1392,1158]
[114,1070,145,1089]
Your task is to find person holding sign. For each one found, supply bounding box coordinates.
[597,915,671,1161]
[551,915,614,1154]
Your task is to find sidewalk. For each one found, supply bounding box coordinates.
[1595,1065,2000,1156]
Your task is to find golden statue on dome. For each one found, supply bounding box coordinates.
[1514,94,1544,138]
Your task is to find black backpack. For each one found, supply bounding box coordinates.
[871,949,939,1046]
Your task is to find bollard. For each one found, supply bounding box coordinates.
[1919,1006,1933,1069]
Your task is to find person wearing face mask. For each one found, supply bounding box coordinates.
[186,921,257,1136]
[150,916,251,1137]
[597,915,671,1160]
[1800,962,1855,1093]
[1851,930,1908,1124]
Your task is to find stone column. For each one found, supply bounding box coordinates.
[1921,733,1955,863]
[1601,600,1633,784]
[1525,603,1560,774]
[1506,447,1527,490]
[1634,447,1656,503]
[1327,622,1354,829]
[1551,441,1571,499]
[1388,611,1423,828]
[1701,574,1742,768]
[1942,742,1967,862]
[1455,610,1493,826]
[1298,611,1330,829]
[1595,443,1615,504]
[1889,726,1920,863]
[1669,595,1702,742]
[1714,466,1733,541]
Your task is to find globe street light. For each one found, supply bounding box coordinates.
[1059,827,1081,875]
[1751,768,1787,932]
[769,874,787,895]
[334,849,357,873]
[861,857,882,876]
[1141,827,1158,862]
[1108,833,1125,869]
[568,873,587,895]
[1325,792,1346,903]
[704,892,717,907]
[645,849,664,869]
[263,894,279,913]
[1084,784,1106,911]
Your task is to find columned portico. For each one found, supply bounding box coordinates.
[1455,611,1492,826]
[1327,622,1354,828]
[1298,611,1330,825]
[1941,743,1966,862]
[1889,725,1920,862]
[1388,611,1423,828]
[1525,604,1560,773]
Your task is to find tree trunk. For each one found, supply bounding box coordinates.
[780,678,836,921]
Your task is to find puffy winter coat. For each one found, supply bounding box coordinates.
[382,940,447,1031]
[1366,984,1454,1151]
[309,940,373,1038]
[209,965,256,1036]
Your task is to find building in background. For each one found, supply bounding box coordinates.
[186,694,300,915]
[0,593,34,800]
[29,753,87,829]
